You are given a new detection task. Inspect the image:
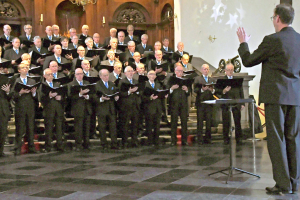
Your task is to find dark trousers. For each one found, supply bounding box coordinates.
[196,105,212,141]
[98,114,117,147]
[119,107,139,144]
[0,115,8,153]
[265,104,300,191]
[90,104,97,137]
[170,104,188,144]
[145,109,161,145]
[222,106,242,142]
[74,114,90,148]
[44,116,64,151]
[15,111,35,151]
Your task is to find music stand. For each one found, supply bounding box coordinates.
[203,98,260,183]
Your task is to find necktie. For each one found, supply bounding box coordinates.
[27,35,30,40]
[74,44,77,48]
[130,35,133,40]
[105,82,108,88]
[143,44,146,49]
[80,57,83,60]
[151,83,154,88]
[131,52,134,56]
[15,49,19,54]
[86,72,89,77]
[49,82,53,88]
[23,78,26,85]
[6,36,9,40]
[229,76,233,79]
[96,43,98,48]
[37,48,41,52]
[205,76,208,82]
[165,47,168,51]
[109,61,113,66]
[49,36,52,40]
[80,81,83,86]
[116,74,119,79]
[157,61,161,65]
[184,64,187,68]
[130,79,133,84]
[57,57,61,63]
[53,73,57,79]
[180,52,183,56]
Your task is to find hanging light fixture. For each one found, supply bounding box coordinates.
[69,0,97,11]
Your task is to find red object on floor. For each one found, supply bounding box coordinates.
[21,134,40,154]
[187,135,195,144]
[176,128,182,144]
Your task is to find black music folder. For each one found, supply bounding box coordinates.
[29,51,53,61]
[58,62,72,71]
[28,66,43,75]
[117,44,127,52]
[120,82,146,92]
[215,78,244,89]
[42,38,60,48]
[168,76,194,87]
[143,87,169,99]
[70,83,97,95]
[61,49,78,58]
[53,76,72,85]
[138,75,148,83]
[98,65,114,73]
[0,59,11,68]
[86,49,106,59]
[0,37,12,46]
[128,57,147,64]
[14,82,41,92]
[83,76,100,84]
[41,83,68,95]
[153,62,169,72]
[21,40,34,47]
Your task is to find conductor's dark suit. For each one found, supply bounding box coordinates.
[39,82,65,151]
[95,80,118,148]
[238,26,300,192]
[217,76,244,143]
[194,75,215,143]
[168,77,190,145]
[142,81,163,145]
[68,79,92,149]
[118,77,141,146]
[11,77,37,153]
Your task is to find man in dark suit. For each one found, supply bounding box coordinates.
[43,26,59,50]
[133,63,147,80]
[109,61,125,84]
[162,37,174,53]
[43,45,69,70]
[117,31,126,45]
[68,68,92,151]
[148,50,168,74]
[103,28,117,47]
[71,46,93,71]
[4,38,26,71]
[49,61,66,79]
[124,41,136,66]
[29,36,49,66]
[95,69,119,149]
[168,63,189,146]
[68,35,79,49]
[194,64,215,144]
[81,59,98,139]
[136,34,153,56]
[217,63,244,145]
[143,70,167,146]
[92,33,102,49]
[11,63,38,155]
[172,42,189,65]
[237,4,300,194]
[101,50,117,66]
[118,66,141,148]
[40,68,65,152]
[1,24,14,51]
[78,25,90,47]
[124,25,140,45]
[19,24,34,51]
[0,77,11,157]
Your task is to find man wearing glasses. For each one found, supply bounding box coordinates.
[237,4,300,194]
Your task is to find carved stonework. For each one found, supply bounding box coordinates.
[0,1,20,17]
[116,8,146,23]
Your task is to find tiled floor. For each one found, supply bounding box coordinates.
[0,138,299,200]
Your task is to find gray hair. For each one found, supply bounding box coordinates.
[124,66,133,73]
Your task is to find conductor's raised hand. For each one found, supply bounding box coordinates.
[237,27,251,43]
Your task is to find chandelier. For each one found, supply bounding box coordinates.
[69,0,97,11]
